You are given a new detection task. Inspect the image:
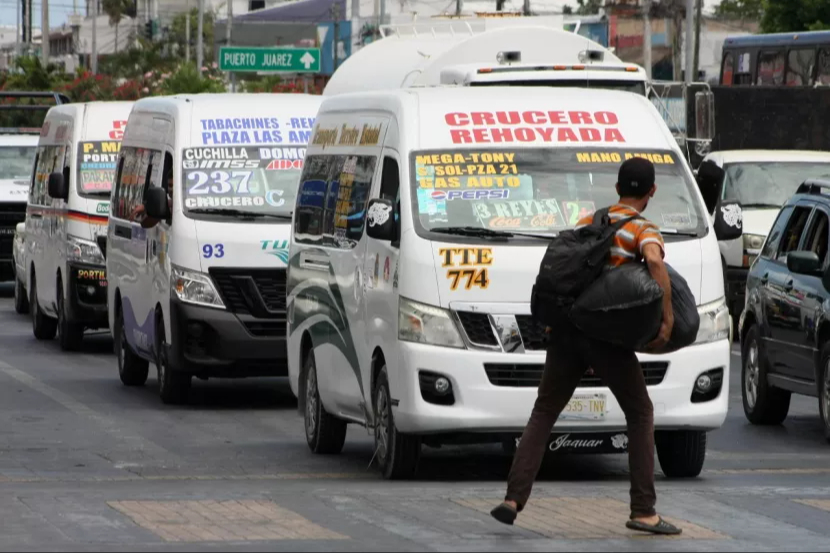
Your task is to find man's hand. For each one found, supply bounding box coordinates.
[646,317,674,351]
[130,204,145,222]
[642,241,673,352]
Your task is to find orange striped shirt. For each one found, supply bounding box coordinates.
[576,204,665,267]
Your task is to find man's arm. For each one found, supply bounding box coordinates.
[644,242,673,350]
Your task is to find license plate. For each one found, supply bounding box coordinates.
[559,393,606,421]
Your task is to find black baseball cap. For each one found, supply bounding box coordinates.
[618,157,656,198]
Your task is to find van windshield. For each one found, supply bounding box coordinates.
[78,141,121,196]
[723,161,830,208]
[0,146,35,180]
[411,148,705,239]
[181,146,304,218]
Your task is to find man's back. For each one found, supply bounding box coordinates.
[576,205,664,267]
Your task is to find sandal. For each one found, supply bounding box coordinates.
[490,503,518,526]
[626,517,682,536]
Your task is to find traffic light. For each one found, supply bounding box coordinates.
[145,20,153,39]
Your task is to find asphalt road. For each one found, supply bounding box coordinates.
[0,285,828,551]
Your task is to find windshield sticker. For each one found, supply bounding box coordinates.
[561,200,596,226]
[474,200,566,230]
[445,111,625,145]
[312,123,383,150]
[78,141,121,194]
[415,152,523,189]
[182,146,304,213]
[662,211,692,227]
[199,117,315,145]
[439,247,492,291]
[576,151,676,164]
[430,189,511,201]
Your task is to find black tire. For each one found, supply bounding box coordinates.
[373,366,420,480]
[303,350,347,454]
[655,430,706,478]
[14,275,29,314]
[30,273,57,340]
[155,315,191,405]
[742,325,791,425]
[115,305,149,387]
[57,283,84,351]
[817,343,830,445]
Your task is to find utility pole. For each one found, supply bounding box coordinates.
[226,0,233,91]
[693,0,702,80]
[379,0,385,32]
[455,0,462,17]
[196,0,204,74]
[332,3,339,72]
[41,0,49,65]
[185,0,191,62]
[522,0,530,16]
[15,0,20,59]
[684,0,694,83]
[643,0,652,80]
[91,0,98,73]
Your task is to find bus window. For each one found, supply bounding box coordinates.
[787,48,816,86]
[758,50,785,85]
[735,51,753,85]
[722,52,735,85]
[819,48,830,85]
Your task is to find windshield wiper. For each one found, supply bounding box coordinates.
[188,208,291,220]
[740,203,780,209]
[431,226,550,240]
[660,228,701,237]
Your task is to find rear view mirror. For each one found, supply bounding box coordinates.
[366,198,396,241]
[696,160,725,214]
[145,187,170,220]
[694,90,715,141]
[714,200,743,241]
[787,251,821,275]
[48,172,68,200]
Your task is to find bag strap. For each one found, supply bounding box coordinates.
[591,207,643,230]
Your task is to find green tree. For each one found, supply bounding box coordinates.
[102,0,133,52]
[714,0,763,20]
[575,0,602,15]
[160,63,226,94]
[562,5,573,15]
[761,0,830,32]
[98,38,175,80]
[170,9,216,64]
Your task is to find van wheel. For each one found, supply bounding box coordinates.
[817,343,830,444]
[742,325,790,425]
[304,350,346,454]
[155,317,190,405]
[57,283,84,351]
[655,430,706,478]
[115,306,149,387]
[30,273,57,340]
[374,366,420,480]
[14,275,29,314]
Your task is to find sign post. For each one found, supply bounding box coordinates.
[219,46,322,73]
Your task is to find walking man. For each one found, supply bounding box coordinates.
[491,157,682,536]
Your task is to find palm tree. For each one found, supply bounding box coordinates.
[102,0,132,53]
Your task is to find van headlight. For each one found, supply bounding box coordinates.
[67,236,104,265]
[742,233,766,266]
[398,297,465,349]
[171,266,225,309]
[695,297,730,344]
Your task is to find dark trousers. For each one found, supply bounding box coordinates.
[505,328,657,519]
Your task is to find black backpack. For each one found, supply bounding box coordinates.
[530,208,641,328]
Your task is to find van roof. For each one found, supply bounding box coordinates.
[41,101,133,143]
[711,150,830,165]
[317,87,674,151]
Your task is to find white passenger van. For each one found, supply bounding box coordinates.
[25,102,132,349]
[287,87,742,479]
[105,93,321,405]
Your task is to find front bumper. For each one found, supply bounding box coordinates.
[169,297,287,378]
[391,339,730,435]
[66,263,108,327]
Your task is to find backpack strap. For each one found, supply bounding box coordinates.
[591,207,642,230]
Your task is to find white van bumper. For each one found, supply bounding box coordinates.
[391,339,730,435]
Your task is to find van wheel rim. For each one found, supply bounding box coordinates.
[824,360,830,429]
[305,365,318,440]
[374,386,389,463]
[745,340,759,409]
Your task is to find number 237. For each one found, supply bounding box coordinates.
[203,244,224,258]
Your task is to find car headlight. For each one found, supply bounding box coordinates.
[171,266,225,309]
[742,233,765,267]
[398,297,465,349]
[67,236,104,265]
[695,297,730,344]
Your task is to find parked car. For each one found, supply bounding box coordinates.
[740,178,830,443]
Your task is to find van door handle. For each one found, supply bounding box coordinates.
[114,225,132,239]
[300,253,329,272]
[29,213,41,220]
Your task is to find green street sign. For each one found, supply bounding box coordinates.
[219,47,321,73]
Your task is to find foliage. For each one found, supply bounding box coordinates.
[714,0,764,20]
[169,9,216,63]
[242,75,323,94]
[3,57,67,91]
[574,0,603,15]
[61,71,118,102]
[562,5,573,15]
[102,0,133,26]
[153,63,226,95]
[98,39,174,80]
[761,0,830,33]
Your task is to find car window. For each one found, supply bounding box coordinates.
[758,50,785,85]
[786,48,816,86]
[762,206,793,259]
[777,205,812,262]
[804,209,830,268]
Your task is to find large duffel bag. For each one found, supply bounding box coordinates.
[645,265,700,354]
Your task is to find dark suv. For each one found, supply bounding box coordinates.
[740,179,830,443]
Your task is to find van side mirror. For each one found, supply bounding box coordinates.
[714,200,743,241]
[48,172,68,200]
[96,235,107,260]
[145,187,170,220]
[696,160,725,214]
[787,251,821,276]
[366,198,396,241]
[694,90,715,141]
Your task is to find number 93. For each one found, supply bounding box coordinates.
[202,244,225,258]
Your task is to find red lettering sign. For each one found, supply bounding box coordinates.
[445,109,626,144]
[109,120,128,140]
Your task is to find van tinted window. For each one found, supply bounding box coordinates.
[295,156,334,243]
[31,145,66,205]
[113,147,162,220]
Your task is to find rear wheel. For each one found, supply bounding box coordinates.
[655,430,706,478]
[742,325,790,425]
[57,282,84,351]
[374,366,421,480]
[115,305,149,387]
[304,350,346,454]
[155,316,190,405]
[817,343,830,445]
[30,273,57,340]
[14,274,28,314]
